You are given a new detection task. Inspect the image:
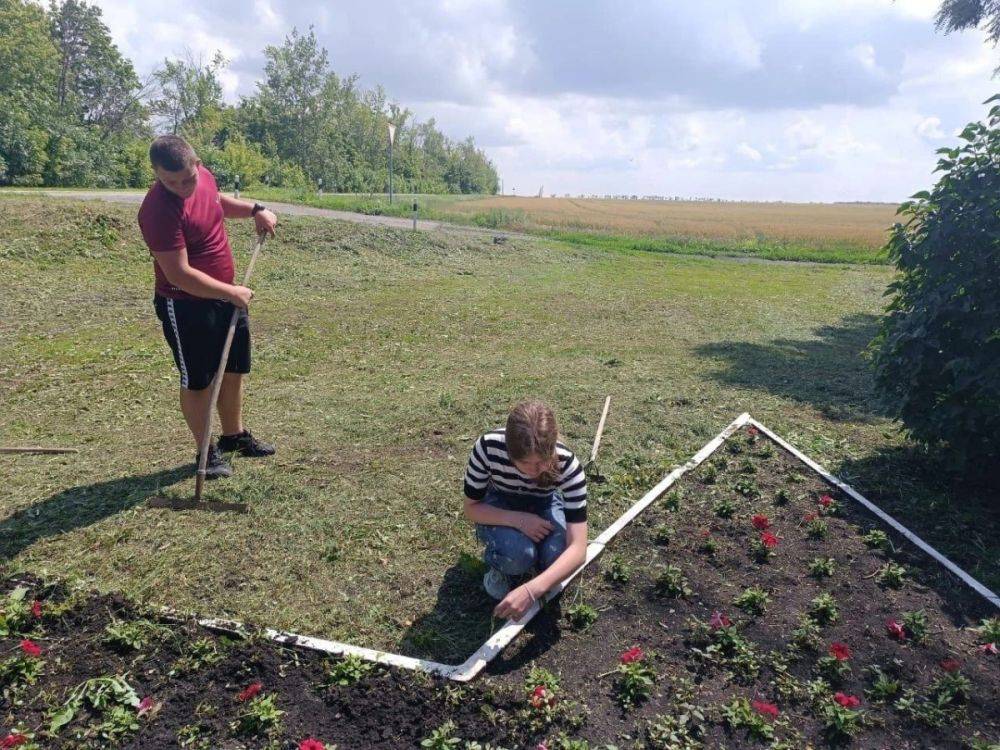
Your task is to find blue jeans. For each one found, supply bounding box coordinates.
[475,487,568,575]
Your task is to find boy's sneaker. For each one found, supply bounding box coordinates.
[196,444,233,479]
[217,430,276,457]
[483,568,512,600]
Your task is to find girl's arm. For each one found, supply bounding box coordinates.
[463,497,554,542]
[493,521,588,620]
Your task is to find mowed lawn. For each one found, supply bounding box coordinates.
[1,196,994,663]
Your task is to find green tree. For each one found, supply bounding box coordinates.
[149,51,227,138]
[869,96,1000,481]
[936,0,1000,72]
[0,0,60,184]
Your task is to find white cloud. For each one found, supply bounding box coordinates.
[916,116,945,139]
[735,142,763,161]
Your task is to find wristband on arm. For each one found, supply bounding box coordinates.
[251,202,265,216]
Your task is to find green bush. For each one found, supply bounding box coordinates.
[870,96,1000,480]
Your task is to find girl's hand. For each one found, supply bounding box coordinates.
[516,513,554,542]
[493,583,538,620]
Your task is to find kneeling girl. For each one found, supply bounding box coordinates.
[463,399,588,620]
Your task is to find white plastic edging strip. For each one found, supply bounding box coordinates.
[747,417,1000,611]
[167,413,750,682]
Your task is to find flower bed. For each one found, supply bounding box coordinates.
[1,424,998,748]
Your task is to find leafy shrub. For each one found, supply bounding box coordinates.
[869,98,1000,479]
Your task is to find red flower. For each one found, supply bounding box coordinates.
[19,639,41,658]
[885,619,906,641]
[829,642,852,661]
[760,532,779,548]
[620,646,644,664]
[819,495,833,508]
[31,600,42,619]
[747,426,759,437]
[299,740,326,750]
[978,642,998,655]
[710,610,731,629]
[833,692,861,708]
[751,699,779,719]
[699,528,711,538]
[237,682,263,702]
[939,658,961,673]
[1,735,28,748]
[751,514,770,530]
[530,685,551,708]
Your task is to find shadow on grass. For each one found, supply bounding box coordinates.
[0,466,189,560]
[835,444,1000,606]
[399,553,565,670]
[695,313,885,422]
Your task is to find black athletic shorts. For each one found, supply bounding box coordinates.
[154,295,251,391]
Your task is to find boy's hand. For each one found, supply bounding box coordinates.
[494,584,537,620]
[515,513,554,542]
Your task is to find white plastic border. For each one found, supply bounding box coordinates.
[182,412,998,681]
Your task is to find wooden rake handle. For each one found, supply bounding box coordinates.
[194,233,268,500]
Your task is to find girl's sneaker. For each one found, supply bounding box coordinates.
[483,568,512,600]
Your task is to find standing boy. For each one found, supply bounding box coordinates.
[138,135,277,478]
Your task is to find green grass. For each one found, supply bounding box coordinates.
[0,195,995,665]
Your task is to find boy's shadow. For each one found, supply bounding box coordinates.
[0,466,189,560]
[399,555,564,672]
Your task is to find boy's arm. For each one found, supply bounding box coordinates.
[493,521,588,620]
[463,497,553,542]
[153,248,253,308]
[219,194,278,236]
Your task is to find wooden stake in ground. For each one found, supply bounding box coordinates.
[589,395,612,465]
[0,447,79,455]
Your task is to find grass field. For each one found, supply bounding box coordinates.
[251,188,898,264]
[1,195,995,665]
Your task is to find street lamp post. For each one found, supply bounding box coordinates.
[388,123,396,205]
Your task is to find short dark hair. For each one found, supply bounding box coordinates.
[149,135,198,171]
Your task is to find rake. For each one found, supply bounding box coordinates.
[148,233,268,513]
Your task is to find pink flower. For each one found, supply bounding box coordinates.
[939,658,961,673]
[834,692,861,709]
[19,639,41,658]
[237,682,263,702]
[299,740,326,750]
[752,699,779,719]
[751,514,771,530]
[829,642,852,661]
[978,642,998,655]
[31,600,42,619]
[138,696,155,715]
[747,426,759,437]
[530,685,551,708]
[699,528,711,538]
[885,619,906,641]
[1,735,29,748]
[760,532,779,549]
[536,744,549,750]
[710,610,732,629]
[819,495,833,508]
[620,646,644,664]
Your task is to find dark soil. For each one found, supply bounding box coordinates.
[2,426,997,748]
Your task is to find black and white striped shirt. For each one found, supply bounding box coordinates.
[463,429,588,523]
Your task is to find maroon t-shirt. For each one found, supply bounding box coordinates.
[137,165,235,300]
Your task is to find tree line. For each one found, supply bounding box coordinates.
[0,0,499,193]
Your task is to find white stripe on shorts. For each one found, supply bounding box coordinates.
[165,298,189,389]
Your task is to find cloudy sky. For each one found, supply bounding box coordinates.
[93,0,996,201]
